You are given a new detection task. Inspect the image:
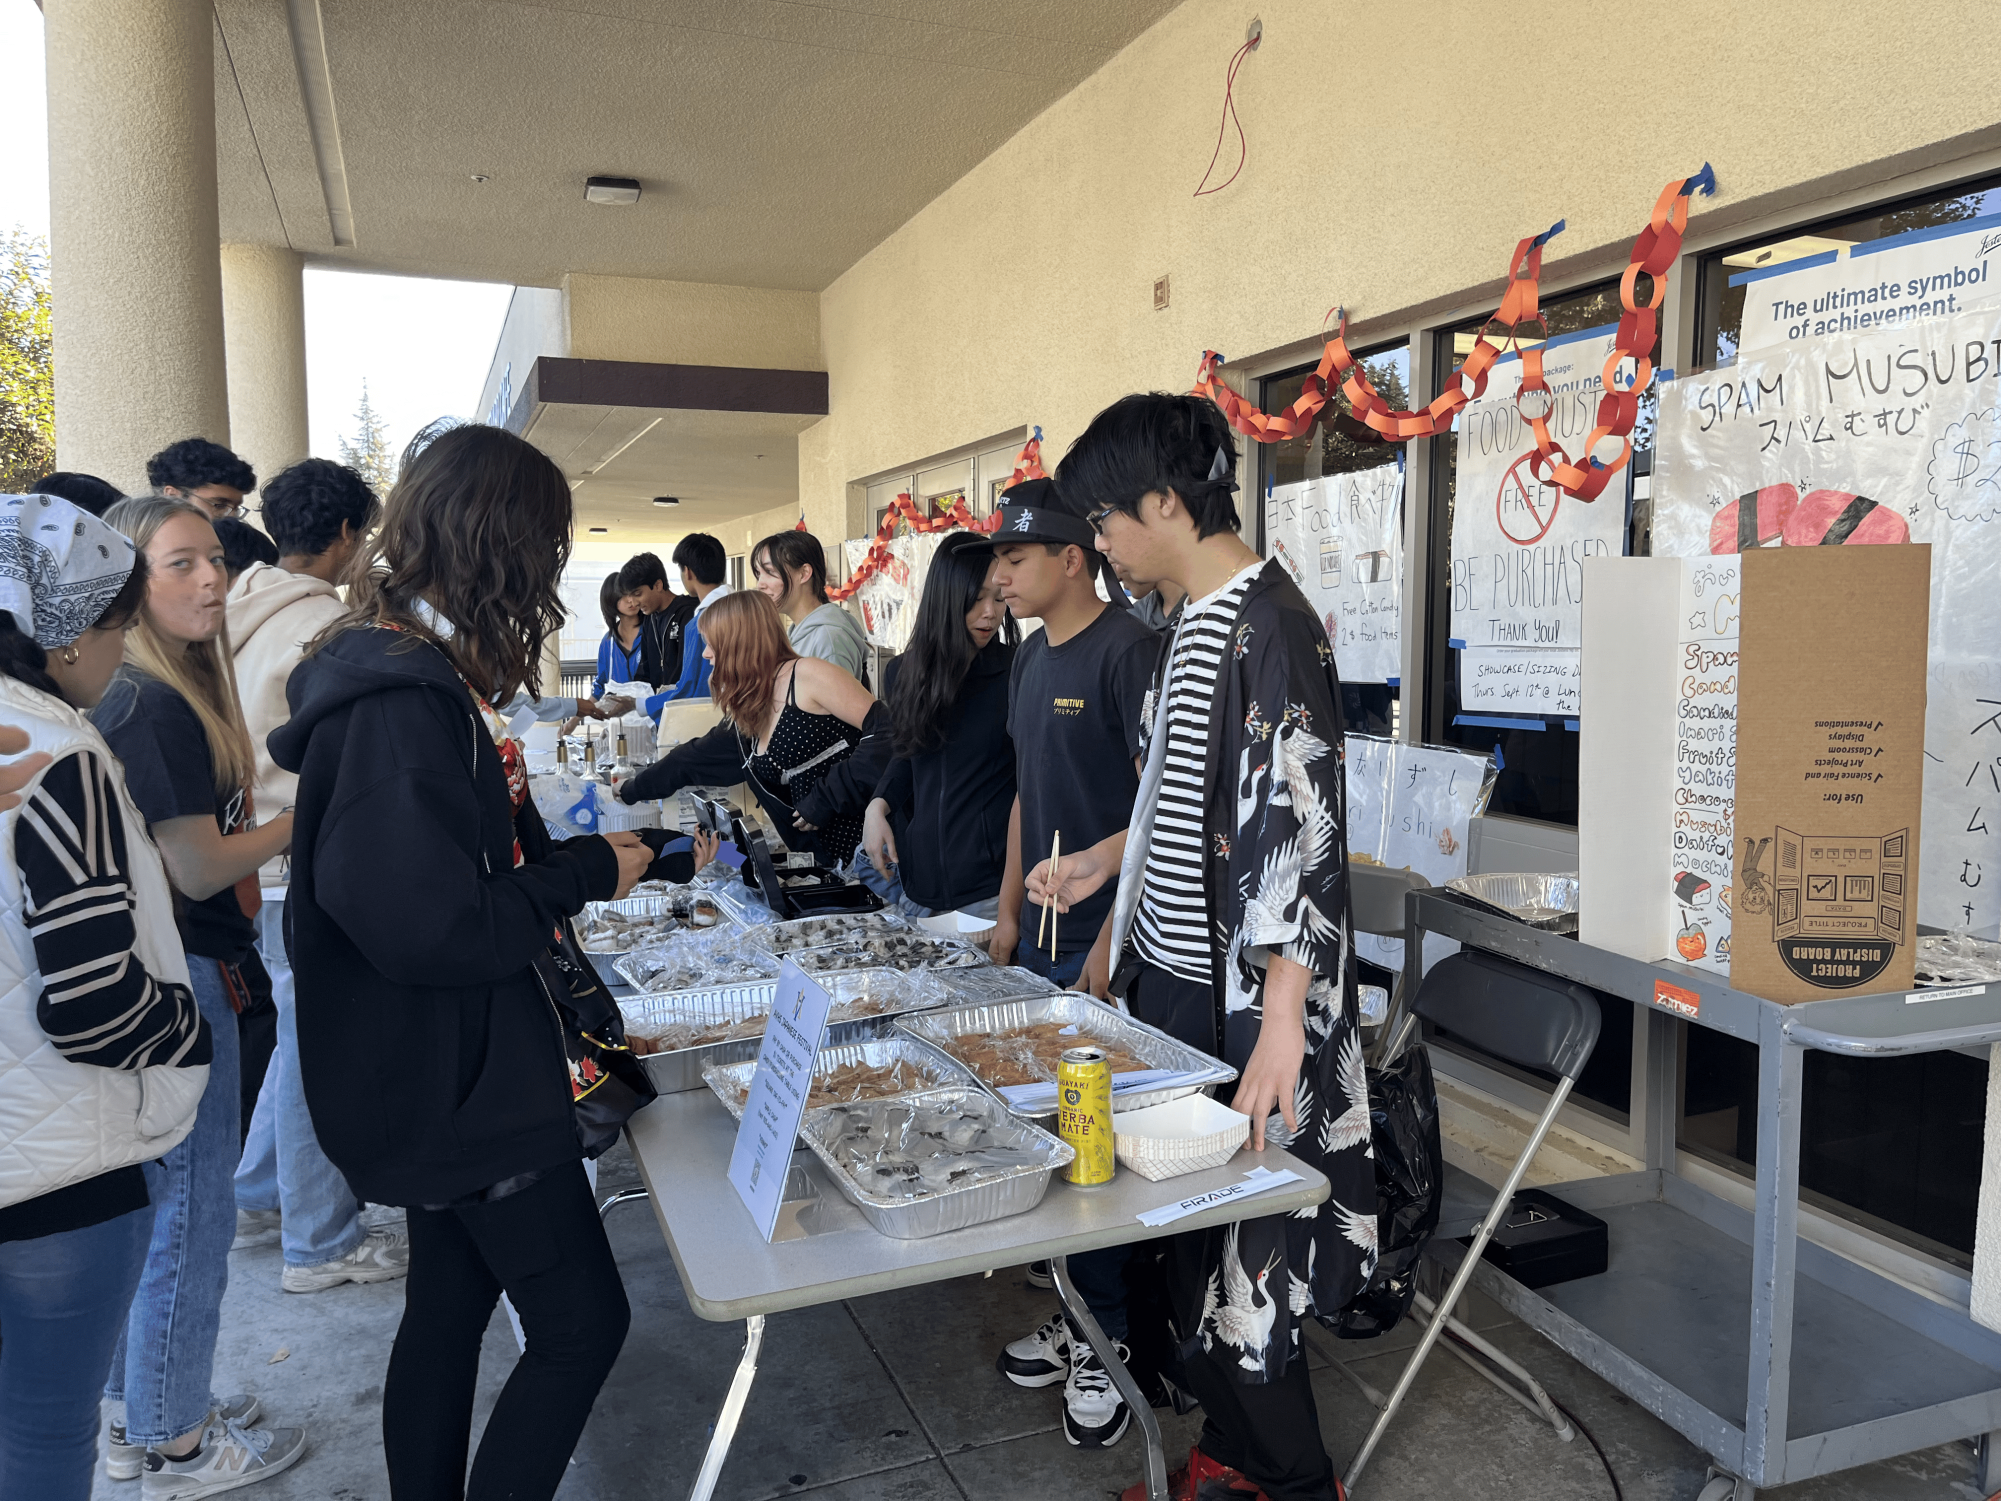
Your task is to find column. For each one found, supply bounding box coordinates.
[44,0,229,492]
[221,244,310,491]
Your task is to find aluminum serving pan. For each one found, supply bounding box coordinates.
[774,931,988,975]
[895,992,1236,1119]
[577,891,732,955]
[800,1087,1073,1240]
[620,970,945,1093]
[1445,871,1581,933]
[701,1036,976,1122]
[750,910,913,954]
[910,965,1061,1008]
[612,936,780,994]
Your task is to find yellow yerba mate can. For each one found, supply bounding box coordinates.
[1057,1046,1115,1186]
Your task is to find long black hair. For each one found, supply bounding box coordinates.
[888,533,1015,756]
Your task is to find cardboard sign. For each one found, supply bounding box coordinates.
[1263,466,1403,685]
[726,961,834,1240]
[1730,547,1930,1002]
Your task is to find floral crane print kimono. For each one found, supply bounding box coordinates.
[1110,559,1378,1384]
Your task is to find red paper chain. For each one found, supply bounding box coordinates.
[1192,166,1714,504]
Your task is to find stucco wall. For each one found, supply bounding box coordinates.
[800,0,2001,521]
[564,275,822,370]
[474,286,566,425]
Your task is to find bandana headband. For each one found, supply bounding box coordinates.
[0,494,138,650]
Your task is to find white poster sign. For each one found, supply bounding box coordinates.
[1263,464,1403,684]
[1733,212,2001,354]
[1460,646,1581,715]
[1449,328,1631,657]
[1668,557,1740,975]
[726,961,834,1241]
[842,531,946,652]
[1344,734,1496,973]
[1652,308,2001,937]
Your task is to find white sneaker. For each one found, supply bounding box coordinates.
[108,1396,261,1481]
[996,1309,1070,1388]
[1062,1339,1132,1449]
[229,1209,280,1251]
[140,1415,305,1498]
[281,1226,410,1293]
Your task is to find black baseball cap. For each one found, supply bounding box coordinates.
[992,477,1098,549]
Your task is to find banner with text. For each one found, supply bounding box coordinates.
[1652,306,2001,937]
[1264,463,1403,684]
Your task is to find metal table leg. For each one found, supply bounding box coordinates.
[1051,1255,1167,1501]
[688,1314,765,1501]
[600,1186,649,1220]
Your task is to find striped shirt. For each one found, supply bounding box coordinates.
[1133,565,1260,982]
[16,751,210,1071]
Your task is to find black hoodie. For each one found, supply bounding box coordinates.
[269,625,619,1205]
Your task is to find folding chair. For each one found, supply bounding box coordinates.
[1343,947,1603,1492]
[1347,863,1429,1060]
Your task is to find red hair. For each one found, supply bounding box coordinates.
[702,590,798,734]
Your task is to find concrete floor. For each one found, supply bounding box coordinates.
[93,1141,1987,1501]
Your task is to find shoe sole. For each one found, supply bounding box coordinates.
[1063,1405,1133,1449]
[1025,1267,1053,1289]
[281,1264,409,1293]
[107,1450,144,1481]
[995,1351,1069,1389]
[146,1438,306,1499]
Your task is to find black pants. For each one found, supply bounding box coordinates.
[384,1161,630,1501]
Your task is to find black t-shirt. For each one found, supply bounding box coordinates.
[93,669,259,963]
[1007,604,1158,953]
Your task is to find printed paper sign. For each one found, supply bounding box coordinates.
[1460,646,1580,715]
[726,961,834,1241]
[1345,735,1496,974]
[1263,465,1403,685]
[1651,306,2001,938]
[1134,1167,1305,1227]
[1732,212,2001,354]
[1449,328,1634,657]
[1667,557,1739,975]
[842,531,945,652]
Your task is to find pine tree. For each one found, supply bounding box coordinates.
[337,381,395,495]
[0,229,55,493]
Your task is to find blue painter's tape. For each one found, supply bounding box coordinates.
[1386,677,1400,688]
[1453,714,1546,732]
[1849,209,2001,259]
[1727,251,1838,289]
[1565,719,1580,732]
[1448,638,1468,650]
[1494,743,1505,770]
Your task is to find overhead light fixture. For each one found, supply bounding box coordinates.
[584,175,640,206]
[588,526,609,534]
[653,496,680,506]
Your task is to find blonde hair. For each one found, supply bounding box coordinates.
[102,495,258,797]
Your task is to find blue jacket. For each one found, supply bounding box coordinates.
[644,598,716,717]
[593,630,649,699]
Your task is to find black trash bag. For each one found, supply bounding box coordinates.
[1330,1040,1442,1340]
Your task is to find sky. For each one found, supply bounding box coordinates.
[3,1,513,469]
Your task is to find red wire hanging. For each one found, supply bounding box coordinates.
[1193,36,1256,197]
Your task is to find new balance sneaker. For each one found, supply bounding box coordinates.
[229,1209,280,1251]
[141,1415,305,1498]
[108,1396,262,1482]
[1024,1259,1053,1289]
[1063,1339,1132,1449]
[280,1225,409,1293]
[996,1309,1071,1388]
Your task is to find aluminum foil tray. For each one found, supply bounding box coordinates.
[701,1036,975,1122]
[1444,872,1580,932]
[775,932,989,975]
[910,965,1061,1008]
[620,971,944,1093]
[612,935,781,994]
[800,1088,1073,1240]
[753,911,913,954]
[577,890,732,955]
[896,992,1235,1119]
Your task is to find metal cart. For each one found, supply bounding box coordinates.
[1398,887,2001,1498]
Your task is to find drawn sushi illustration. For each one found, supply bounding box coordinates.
[1673,871,1713,909]
[1709,486,1798,554]
[1781,489,1910,547]
[1351,548,1392,584]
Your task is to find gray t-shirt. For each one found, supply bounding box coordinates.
[789,601,871,682]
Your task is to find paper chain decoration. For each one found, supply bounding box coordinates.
[826,428,1044,603]
[1193,165,1716,503]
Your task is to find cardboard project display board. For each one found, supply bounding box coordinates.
[1730,546,1930,1001]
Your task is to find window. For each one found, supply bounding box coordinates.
[1256,340,1410,737]
[1423,280,1661,824]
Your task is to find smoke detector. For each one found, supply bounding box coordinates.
[652,496,681,506]
[584,176,640,206]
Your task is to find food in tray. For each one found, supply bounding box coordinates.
[786,932,985,972]
[935,1022,1151,1088]
[714,1058,938,1113]
[816,1098,1051,1201]
[630,1014,770,1052]
[754,913,907,954]
[617,946,779,993]
[577,889,724,952]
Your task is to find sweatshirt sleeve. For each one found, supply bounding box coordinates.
[618,720,744,805]
[17,751,212,1070]
[312,691,618,989]
[875,753,914,815]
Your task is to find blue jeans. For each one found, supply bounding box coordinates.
[0,1206,153,1500]
[105,958,239,1447]
[234,900,363,1266]
[1017,938,1089,989]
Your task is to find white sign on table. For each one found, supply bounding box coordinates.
[726,960,835,1242]
[1668,557,1740,975]
[1263,463,1404,685]
[1651,306,2001,938]
[1344,734,1496,974]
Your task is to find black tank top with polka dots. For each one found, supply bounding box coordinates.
[746,665,865,865]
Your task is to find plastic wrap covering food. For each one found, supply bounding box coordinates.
[909,965,1061,1008]
[702,1037,974,1119]
[703,876,780,929]
[801,1089,1072,1238]
[751,911,913,955]
[1915,931,2001,985]
[613,932,781,994]
[775,931,988,975]
[576,886,730,954]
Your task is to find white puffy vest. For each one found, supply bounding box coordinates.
[0,675,207,1212]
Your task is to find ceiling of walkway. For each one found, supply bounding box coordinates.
[213,0,1181,291]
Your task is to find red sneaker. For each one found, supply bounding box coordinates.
[1120,1447,1261,1501]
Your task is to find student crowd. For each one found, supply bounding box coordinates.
[0,392,1373,1501]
